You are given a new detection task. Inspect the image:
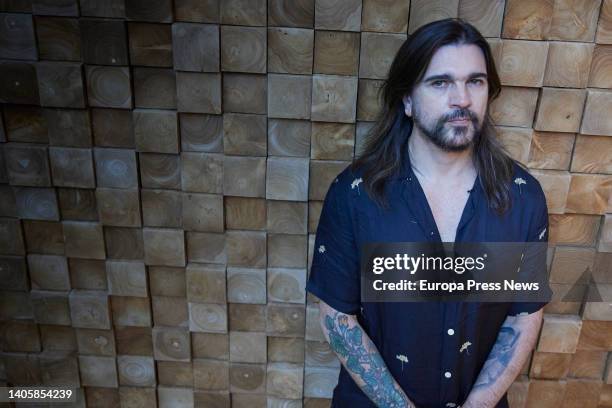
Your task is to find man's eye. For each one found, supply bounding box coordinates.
[432,80,447,87]
[470,79,484,85]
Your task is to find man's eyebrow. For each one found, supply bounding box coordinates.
[423,72,488,82]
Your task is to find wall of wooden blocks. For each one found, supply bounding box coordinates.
[0,0,611,406]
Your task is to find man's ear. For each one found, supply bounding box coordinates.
[402,95,412,117]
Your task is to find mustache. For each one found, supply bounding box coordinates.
[445,109,477,122]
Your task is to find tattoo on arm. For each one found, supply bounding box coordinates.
[472,326,521,389]
[324,312,413,408]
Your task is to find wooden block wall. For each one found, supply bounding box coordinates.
[0,0,611,407]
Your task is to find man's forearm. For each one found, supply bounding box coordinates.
[320,308,416,408]
[462,309,543,408]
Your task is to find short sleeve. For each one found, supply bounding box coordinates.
[306,176,361,315]
[507,188,553,316]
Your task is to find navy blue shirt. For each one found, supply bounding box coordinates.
[306,152,551,408]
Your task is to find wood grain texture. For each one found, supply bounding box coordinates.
[221,26,266,74]
[544,41,594,88]
[314,30,360,76]
[128,22,172,67]
[315,0,361,31]
[172,23,219,72]
[269,0,314,28]
[408,0,459,34]
[35,16,81,61]
[499,39,549,87]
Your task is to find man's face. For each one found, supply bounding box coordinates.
[402,43,489,152]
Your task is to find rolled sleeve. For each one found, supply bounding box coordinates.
[507,187,553,317]
[306,175,361,315]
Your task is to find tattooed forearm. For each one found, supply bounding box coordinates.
[323,311,414,408]
[472,326,520,389]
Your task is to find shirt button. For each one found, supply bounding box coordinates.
[444,371,452,379]
[447,329,455,336]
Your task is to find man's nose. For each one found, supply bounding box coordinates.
[449,83,472,108]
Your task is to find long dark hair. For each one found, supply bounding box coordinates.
[351,18,515,215]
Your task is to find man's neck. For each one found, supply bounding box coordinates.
[407,129,476,184]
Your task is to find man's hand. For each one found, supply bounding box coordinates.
[318,300,417,408]
[461,309,544,408]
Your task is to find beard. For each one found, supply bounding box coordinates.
[412,104,482,152]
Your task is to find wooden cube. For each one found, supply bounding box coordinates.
[193,358,230,390]
[568,350,607,379]
[597,0,612,44]
[309,160,350,200]
[76,328,116,356]
[104,226,144,260]
[357,79,383,122]
[528,131,575,171]
[229,362,266,394]
[157,386,194,408]
[30,290,71,325]
[225,197,267,231]
[14,187,59,221]
[305,339,336,367]
[496,126,533,165]
[111,295,152,327]
[142,189,182,227]
[181,152,223,193]
[269,0,314,28]
[172,22,219,72]
[157,361,193,386]
[549,214,600,246]
[229,304,266,331]
[143,227,185,267]
[490,86,540,127]
[79,18,128,65]
[359,32,406,79]
[79,355,118,387]
[176,72,221,114]
[223,73,267,114]
[96,188,141,227]
[229,331,267,363]
[571,135,612,174]
[119,387,157,407]
[537,314,582,353]
[314,30,359,76]
[62,221,106,259]
[133,109,178,153]
[49,147,95,188]
[117,355,156,386]
[180,113,223,152]
[186,231,227,264]
[548,0,601,41]
[589,45,612,88]
[0,13,37,60]
[529,351,572,379]
[267,303,306,337]
[0,320,40,352]
[525,379,566,408]
[550,246,595,284]
[311,122,354,160]
[2,105,47,143]
[149,266,186,297]
[85,65,132,109]
[5,143,51,187]
[361,0,409,33]
[115,326,153,356]
[226,230,267,267]
[44,109,92,148]
[268,267,307,303]
[268,27,314,74]
[39,351,80,386]
[267,362,304,398]
[220,0,266,25]
[458,0,505,38]
[36,61,85,108]
[502,0,553,40]
[192,332,229,360]
[189,302,228,333]
[0,255,29,291]
[125,0,173,22]
[408,0,459,33]
[534,88,586,132]
[223,156,266,198]
[27,254,70,290]
[266,157,309,201]
[186,263,227,303]
[69,290,111,329]
[227,267,267,304]
[314,0,361,31]
[128,22,172,67]
[223,113,267,156]
[267,201,307,234]
[544,42,594,88]
[580,89,612,135]
[106,260,148,297]
[268,74,312,119]
[529,169,571,214]
[268,234,307,268]
[304,366,338,398]
[80,0,125,17]
[32,0,79,16]
[562,379,603,407]
[35,16,81,61]
[94,147,138,189]
[139,152,181,190]
[92,108,134,148]
[311,75,358,123]
[566,174,611,215]
[221,25,266,73]
[133,67,176,109]
[0,61,39,105]
[175,0,219,23]
[269,336,305,363]
[0,218,25,255]
[499,40,549,87]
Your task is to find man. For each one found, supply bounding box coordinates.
[306,18,551,408]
